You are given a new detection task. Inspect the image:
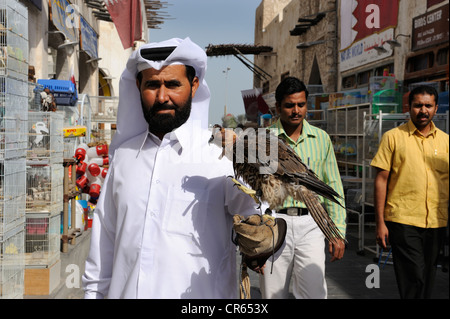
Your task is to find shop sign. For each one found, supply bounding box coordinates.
[339,0,398,72]
[49,0,78,42]
[427,0,446,8]
[339,28,394,72]
[412,4,449,51]
[80,16,99,60]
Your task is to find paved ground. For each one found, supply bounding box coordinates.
[246,223,449,299]
[49,224,448,299]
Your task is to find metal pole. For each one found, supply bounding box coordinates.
[62,161,69,252]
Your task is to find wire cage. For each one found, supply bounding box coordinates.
[26,164,63,214]
[25,213,60,267]
[0,76,29,161]
[90,96,118,146]
[0,225,24,299]
[27,112,63,164]
[0,0,29,80]
[64,137,77,159]
[28,82,44,112]
[0,157,26,239]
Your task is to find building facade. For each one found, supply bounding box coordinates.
[25,0,150,99]
[254,0,449,100]
[254,0,339,95]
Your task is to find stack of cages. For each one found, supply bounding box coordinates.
[0,0,28,299]
[26,111,63,268]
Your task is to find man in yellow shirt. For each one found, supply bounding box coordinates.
[371,85,449,299]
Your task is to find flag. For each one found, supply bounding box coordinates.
[241,88,270,122]
[105,0,143,50]
[70,65,76,90]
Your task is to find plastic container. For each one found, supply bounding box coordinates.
[37,79,78,106]
[372,89,402,114]
[369,76,396,99]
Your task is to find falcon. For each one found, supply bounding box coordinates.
[209,125,345,243]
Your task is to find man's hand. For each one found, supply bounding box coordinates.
[376,222,389,250]
[328,238,345,262]
[253,263,266,275]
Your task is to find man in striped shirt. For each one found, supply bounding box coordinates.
[259,77,346,299]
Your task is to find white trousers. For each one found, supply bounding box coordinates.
[259,214,327,299]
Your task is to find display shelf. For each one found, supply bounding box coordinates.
[327,103,370,178]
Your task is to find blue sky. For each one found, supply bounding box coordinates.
[148,0,262,126]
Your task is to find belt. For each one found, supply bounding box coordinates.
[277,207,309,216]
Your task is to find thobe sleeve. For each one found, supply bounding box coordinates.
[82,160,117,299]
[224,176,265,217]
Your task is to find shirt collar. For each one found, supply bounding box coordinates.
[407,119,437,137]
[271,118,316,144]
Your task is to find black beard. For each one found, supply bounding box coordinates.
[141,94,192,136]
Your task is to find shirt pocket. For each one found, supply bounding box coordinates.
[162,185,211,237]
[434,152,449,174]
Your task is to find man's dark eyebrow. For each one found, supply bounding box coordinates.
[144,79,182,86]
[284,102,306,107]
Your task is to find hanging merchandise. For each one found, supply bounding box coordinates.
[73,141,109,201]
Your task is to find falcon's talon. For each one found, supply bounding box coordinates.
[229,177,261,206]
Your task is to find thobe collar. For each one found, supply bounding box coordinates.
[137,119,200,156]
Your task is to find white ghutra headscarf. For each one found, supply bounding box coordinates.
[109,37,210,157]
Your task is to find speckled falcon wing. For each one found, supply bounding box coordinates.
[266,130,342,206]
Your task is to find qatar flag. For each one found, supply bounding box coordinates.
[70,65,76,90]
[105,0,143,50]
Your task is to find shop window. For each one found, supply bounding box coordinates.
[407,52,434,72]
[375,63,394,76]
[263,81,270,94]
[436,47,448,66]
[342,75,356,89]
[357,70,372,86]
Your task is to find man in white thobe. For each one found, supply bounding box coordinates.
[82,38,259,299]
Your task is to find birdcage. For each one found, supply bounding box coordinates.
[25,213,59,267]
[0,157,26,239]
[28,82,44,112]
[0,76,29,161]
[0,0,29,80]
[27,112,64,164]
[26,164,63,214]
[0,225,24,299]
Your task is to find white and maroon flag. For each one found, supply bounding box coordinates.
[105,0,143,49]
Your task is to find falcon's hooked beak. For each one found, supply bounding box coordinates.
[208,124,224,146]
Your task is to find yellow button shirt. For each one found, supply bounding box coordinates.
[371,120,449,228]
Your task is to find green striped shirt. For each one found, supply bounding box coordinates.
[269,119,347,237]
